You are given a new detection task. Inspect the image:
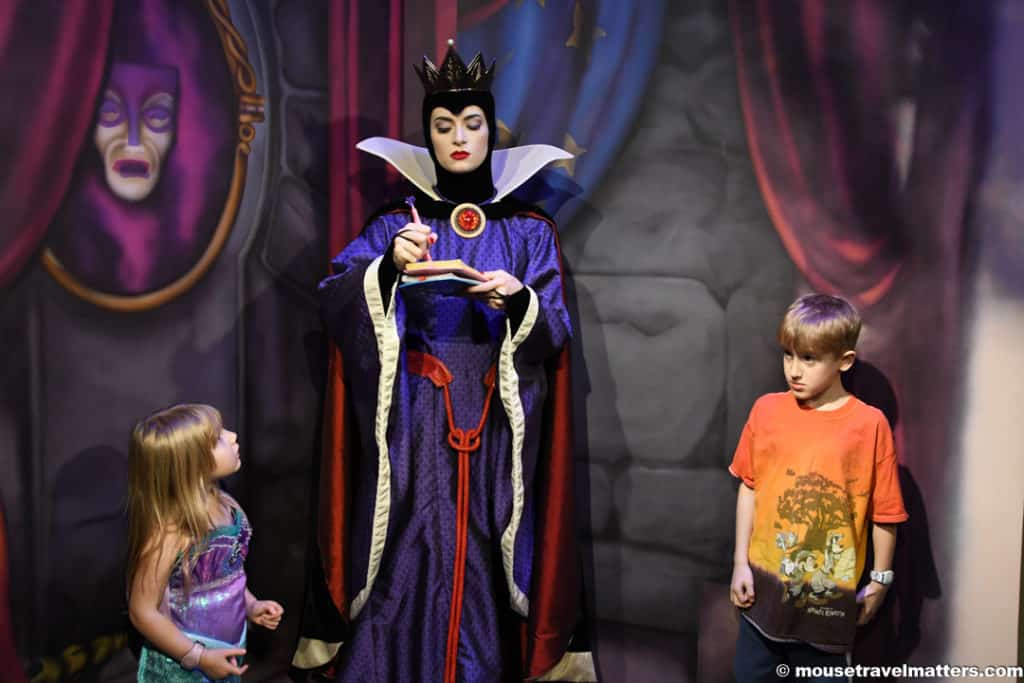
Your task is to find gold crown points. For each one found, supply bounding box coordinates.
[415,40,496,94]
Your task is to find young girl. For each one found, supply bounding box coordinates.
[127,404,283,681]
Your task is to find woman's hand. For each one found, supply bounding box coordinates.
[198,647,248,678]
[247,599,284,630]
[392,223,437,271]
[465,270,524,310]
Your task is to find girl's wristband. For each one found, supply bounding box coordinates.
[180,641,205,670]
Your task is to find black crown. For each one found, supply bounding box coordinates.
[415,41,495,94]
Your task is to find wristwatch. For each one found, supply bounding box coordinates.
[869,569,894,585]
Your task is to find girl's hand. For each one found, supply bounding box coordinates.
[465,270,524,310]
[199,647,248,678]
[247,599,284,630]
[729,562,756,608]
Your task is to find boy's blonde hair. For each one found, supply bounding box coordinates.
[777,294,861,358]
[126,403,222,594]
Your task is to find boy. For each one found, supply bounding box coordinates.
[729,294,907,680]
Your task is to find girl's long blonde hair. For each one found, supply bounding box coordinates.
[126,403,222,594]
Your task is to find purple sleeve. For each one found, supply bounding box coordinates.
[512,221,572,365]
[318,217,396,354]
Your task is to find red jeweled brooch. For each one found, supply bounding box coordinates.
[450,203,486,238]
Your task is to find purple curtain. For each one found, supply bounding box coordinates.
[0,0,112,289]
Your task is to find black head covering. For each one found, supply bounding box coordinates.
[415,44,497,204]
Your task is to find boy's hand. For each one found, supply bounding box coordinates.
[247,600,284,630]
[856,582,888,625]
[199,647,248,678]
[730,562,755,608]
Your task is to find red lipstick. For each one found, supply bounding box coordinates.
[450,151,470,160]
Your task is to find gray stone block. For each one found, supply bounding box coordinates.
[681,394,726,470]
[284,97,328,190]
[626,81,700,156]
[721,163,771,225]
[687,55,748,152]
[567,151,727,281]
[592,620,697,683]
[262,176,327,296]
[276,0,327,90]
[613,467,735,563]
[582,463,614,537]
[575,275,725,466]
[705,216,791,305]
[666,1,729,73]
[637,62,695,135]
[591,541,716,632]
[724,287,793,465]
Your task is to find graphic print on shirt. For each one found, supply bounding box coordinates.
[772,471,859,613]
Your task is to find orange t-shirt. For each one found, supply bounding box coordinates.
[729,392,907,649]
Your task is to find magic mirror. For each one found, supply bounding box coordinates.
[41,0,264,311]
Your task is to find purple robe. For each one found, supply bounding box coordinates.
[318,200,571,681]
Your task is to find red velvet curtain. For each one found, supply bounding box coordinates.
[732,0,906,306]
[0,1,112,289]
[0,2,112,676]
[318,0,405,626]
[328,0,405,256]
[731,0,986,664]
[0,505,23,683]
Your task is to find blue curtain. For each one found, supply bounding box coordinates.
[457,0,667,221]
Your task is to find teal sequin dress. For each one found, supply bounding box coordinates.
[137,495,251,682]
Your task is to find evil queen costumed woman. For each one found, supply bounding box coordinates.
[293,44,595,682]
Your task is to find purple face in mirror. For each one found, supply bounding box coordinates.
[94,62,179,201]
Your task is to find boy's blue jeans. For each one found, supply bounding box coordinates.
[734,615,848,681]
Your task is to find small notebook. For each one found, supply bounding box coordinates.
[400,259,488,292]
[398,273,485,294]
[403,259,487,281]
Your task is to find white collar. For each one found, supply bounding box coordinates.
[355,137,573,203]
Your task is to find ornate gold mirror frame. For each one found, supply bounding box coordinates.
[41,0,264,312]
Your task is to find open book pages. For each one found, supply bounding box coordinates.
[398,272,485,293]
[403,259,487,282]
